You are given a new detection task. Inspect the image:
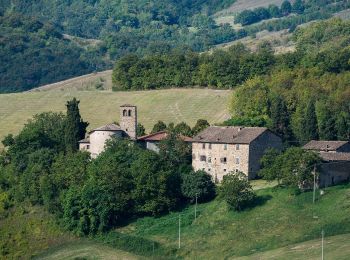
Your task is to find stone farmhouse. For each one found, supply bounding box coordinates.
[191,126,282,182]
[303,140,350,187]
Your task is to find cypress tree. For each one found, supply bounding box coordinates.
[64,98,89,152]
[304,100,318,141]
[269,95,292,141]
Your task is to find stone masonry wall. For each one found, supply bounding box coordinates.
[248,131,282,179]
[192,142,250,182]
[120,106,137,140]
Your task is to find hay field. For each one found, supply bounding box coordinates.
[0,88,231,143]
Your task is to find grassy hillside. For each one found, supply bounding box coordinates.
[237,232,350,260]
[28,70,113,92]
[0,204,76,258]
[113,184,350,259]
[0,88,231,145]
[215,0,288,15]
[35,241,138,260]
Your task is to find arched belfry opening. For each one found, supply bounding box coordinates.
[120,104,137,140]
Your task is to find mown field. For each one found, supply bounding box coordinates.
[0,88,231,145]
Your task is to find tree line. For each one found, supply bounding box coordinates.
[234,0,304,26]
[114,19,350,144]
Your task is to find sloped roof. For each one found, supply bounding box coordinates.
[303,140,349,152]
[78,137,90,143]
[89,123,122,134]
[120,104,136,107]
[137,131,192,142]
[192,126,269,144]
[320,152,350,162]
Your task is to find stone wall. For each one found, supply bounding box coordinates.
[120,106,137,140]
[89,130,122,158]
[192,142,250,182]
[79,143,90,151]
[319,162,350,187]
[248,131,283,179]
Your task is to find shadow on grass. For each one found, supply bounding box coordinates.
[247,194,273,210]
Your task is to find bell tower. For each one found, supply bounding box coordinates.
[120,104,137,140]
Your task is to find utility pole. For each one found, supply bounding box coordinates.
[195,193,198,220]
[313,165,316,204]
[322,230,324,260]
[178,215,181,249]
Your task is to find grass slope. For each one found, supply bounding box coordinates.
[237,232,350,260]
[0,204,76,258]
[215,0,290,16]
[115,184,350,259]
[35,241,139,260]
[0,88,231,145]
[28,70,113,92]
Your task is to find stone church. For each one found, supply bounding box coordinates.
[79,104,137,158]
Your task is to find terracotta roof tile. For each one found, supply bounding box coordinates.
[137,131,192,142]
[79,137,90,143]
[303,140,349,152]
[192,126,268,144]
[89,123,122,133]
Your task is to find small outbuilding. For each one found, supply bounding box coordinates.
[137,131,192,153]
[303,141,350,187]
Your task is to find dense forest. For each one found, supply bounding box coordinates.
[0,0,240,92]
[113,19,350,143]
[0,13,109,93]
[2,0,350,92]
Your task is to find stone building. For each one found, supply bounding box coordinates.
[303,140,350,187]
[79,104,137,158]
[303,140,350,153]
[138,131,192,153]
[191,126,282,182]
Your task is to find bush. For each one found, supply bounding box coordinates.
[181,170,216,203]
[219,172,256,211]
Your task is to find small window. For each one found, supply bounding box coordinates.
[236,144,240,150]
[209,143,212,149]
[202,143,206,149]
[224,144,227,150]
[208,157,212,163]
[224,169,227,172]
[235,157,240,165]
[128,110,132,116]
[200,155,206,162]
[208,168,211,171]
[123,109,127,116]
[220,157,227,164]
[86,145,90,150]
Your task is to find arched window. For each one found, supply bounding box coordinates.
[128,110,132,116]
[123,109,127,116]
